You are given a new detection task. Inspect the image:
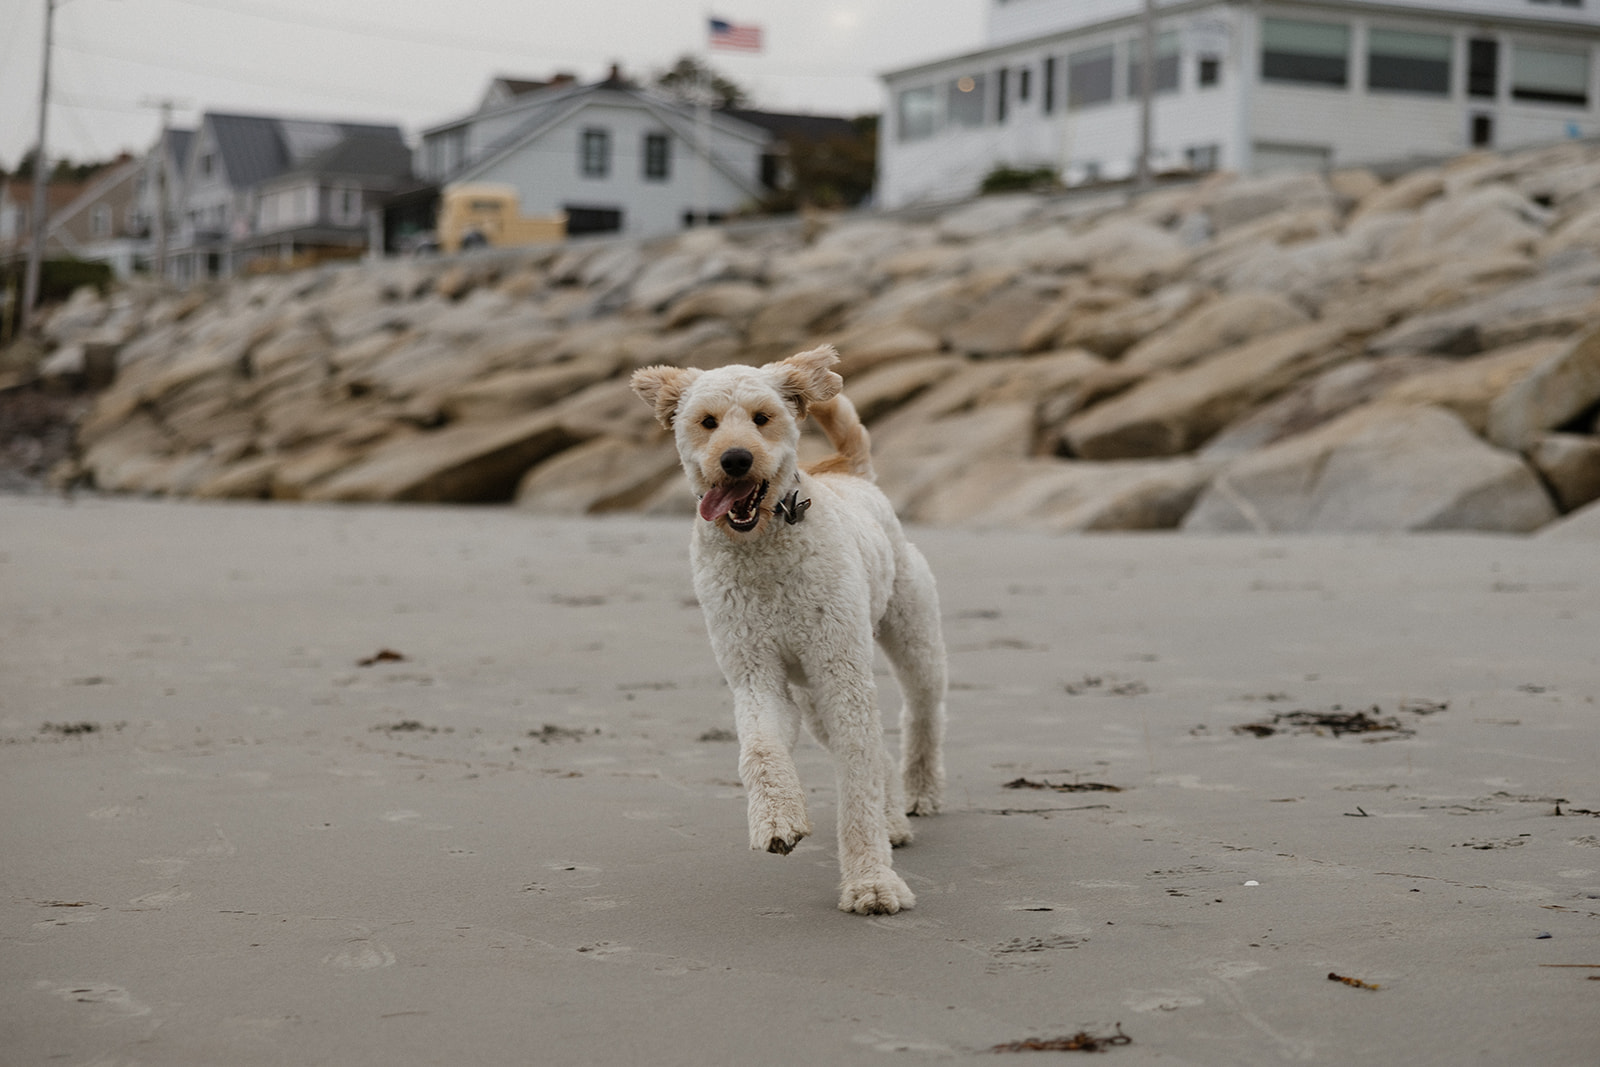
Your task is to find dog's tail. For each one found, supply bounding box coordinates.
[805,393,875,481]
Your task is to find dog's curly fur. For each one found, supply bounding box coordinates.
[631,345,947,915]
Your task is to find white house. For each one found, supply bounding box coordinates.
[416,71,773,237]
[879,0,1600,208]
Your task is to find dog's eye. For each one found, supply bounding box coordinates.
[752,412,770,427]
[700,415,718,430]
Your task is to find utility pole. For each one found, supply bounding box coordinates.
[1136,0,1155,192]
[22,0,57,333]
[141,97,181,281]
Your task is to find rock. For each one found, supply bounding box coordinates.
[514,436,682,514]
[826,322,944,377]
[1201,354,1446,459]
[1536,497,1600,539]
[663,282,768,329]
[943,286,1062,357]
[1054,283,1208,360]
[1062,322,1352,459]
[1380,337,1565,433]
[1182,404,1556,533]
[1367,258,1600,357]
[1350,167,1445,220]
[1387,185,1545,260]
[874,403,1037,517]
[937,194,1044,241]
[839,355,966,423]
[192,455,279,499]
[1486,327,1600,450]
[305,411,586,503]
[1121,290,1309,374]
[746,282,860,356]
[1206,171,1336,233]
[441,354,625,423]
[918,456,1217,531]
[1527,433,1600,512]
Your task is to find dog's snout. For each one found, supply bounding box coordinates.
[720,448,754,478]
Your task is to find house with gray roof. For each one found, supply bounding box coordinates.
[166,112,412,283]
[417,69,773,237]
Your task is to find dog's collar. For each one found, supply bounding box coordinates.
[773,488,811,525]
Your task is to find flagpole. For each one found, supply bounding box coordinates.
[695,12,709,227]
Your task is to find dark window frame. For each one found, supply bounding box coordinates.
[580,128,611,178]
[643,132,671,181]
[1261,17,1350,88]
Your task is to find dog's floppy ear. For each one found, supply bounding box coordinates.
[631,364,700,429]
[767,345,843,419]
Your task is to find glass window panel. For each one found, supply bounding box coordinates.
[1368,28,1450,94]
[897,86,938,141]
[948,73,987,127]
[1127,30,1181,95]
[1261,18,1349,87]
[1068,45,1115,109]
[1512,44,1590,105]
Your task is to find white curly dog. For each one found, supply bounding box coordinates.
[632,345,947,915]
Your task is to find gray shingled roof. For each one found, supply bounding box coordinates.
[201,113,406,189]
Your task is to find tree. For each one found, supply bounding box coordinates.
[652,55,750,109]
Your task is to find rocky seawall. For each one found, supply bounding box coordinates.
[33,141,1600,534]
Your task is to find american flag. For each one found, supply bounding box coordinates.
[708,17,763,52]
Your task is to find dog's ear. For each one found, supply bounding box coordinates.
[767,345,843,419]
[631,365,700,429]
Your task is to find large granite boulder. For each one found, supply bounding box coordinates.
[1182,404,1556,533]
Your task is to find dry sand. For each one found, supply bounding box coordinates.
[2,496,1597,1065]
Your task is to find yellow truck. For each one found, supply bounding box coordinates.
[436,183,566,253]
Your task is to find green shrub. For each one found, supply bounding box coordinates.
[980,164,1060,195]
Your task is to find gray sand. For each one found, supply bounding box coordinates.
[3,497,1597,1065]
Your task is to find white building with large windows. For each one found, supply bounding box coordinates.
[879,0,1600,208]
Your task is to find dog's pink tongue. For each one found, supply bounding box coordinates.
[699,484,748,522]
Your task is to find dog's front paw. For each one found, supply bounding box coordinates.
[838,870,915,915]
[887,810,914,848]
[750,805,811,855]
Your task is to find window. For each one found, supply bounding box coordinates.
[1511,42,1590,105]
[1198,56,1222,87]
[1471,113,1494,147]
[1186,145,1220,173]
[1368,28,1451,94]
[331,185,361,226]
[643,132,671,180]
[1018,66,1032,102]
[1127,30,1181,96]
[1043,56,1057,113]
[948,73,987,127]
[1261,17,1350,87]
[580,128,611,177]
[1067,45,1115,109]
[199,151,216,178]
[997,67,1009,123]
[1469,39,1500,98]
[897,86,938,141]
[91,204,112,238]
[565,205,623,235]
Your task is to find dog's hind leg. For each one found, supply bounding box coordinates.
[878,546,948,817]
[802,685,912,849]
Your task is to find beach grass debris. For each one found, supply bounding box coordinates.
[357,648,407,666]
[989,1023,1130,1052]
[1003,776,1123,793]
[1234,705,1413,739]
[1328,972,1380,991]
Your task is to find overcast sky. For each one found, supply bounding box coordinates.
[0,0,986,170]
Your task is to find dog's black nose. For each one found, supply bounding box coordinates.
[720,448,754,478]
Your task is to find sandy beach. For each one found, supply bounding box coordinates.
[2,496,1597,1065]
